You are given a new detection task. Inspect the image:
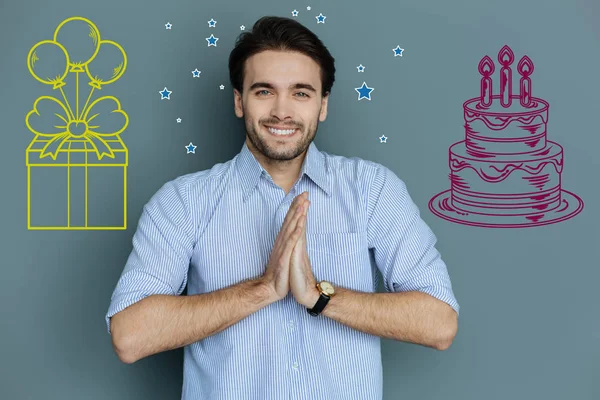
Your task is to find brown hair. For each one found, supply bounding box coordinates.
[228,16,336,97]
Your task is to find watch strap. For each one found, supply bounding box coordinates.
[307,292,330,316]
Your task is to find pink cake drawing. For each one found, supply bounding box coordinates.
[429,45,583,228]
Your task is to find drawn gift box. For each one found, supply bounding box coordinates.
[25,16,129,230]
[26,133,128,230]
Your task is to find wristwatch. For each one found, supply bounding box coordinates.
[307,281,336,316]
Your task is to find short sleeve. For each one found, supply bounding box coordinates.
[366,165,459,316]
[105,179,196,335]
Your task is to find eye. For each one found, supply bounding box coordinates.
[256,90,309,98]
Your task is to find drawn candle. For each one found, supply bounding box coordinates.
[498,45,515,108]
[478,56,495,107]
[517,55,534,107]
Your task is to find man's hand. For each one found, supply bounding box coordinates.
[290,197,320,308]
[262,192,308,301]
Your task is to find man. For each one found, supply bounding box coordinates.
[105,15,459,400]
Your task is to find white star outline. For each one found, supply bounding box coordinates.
[206,34,219,47]
[393,45,404,57]
[355,81,374,101]
[186,142,197,154]
[159,87,172,99]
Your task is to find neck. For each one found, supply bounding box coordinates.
[246,137,308,191]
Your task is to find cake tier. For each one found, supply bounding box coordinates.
[463,95,549,155]
[449,140,564,216]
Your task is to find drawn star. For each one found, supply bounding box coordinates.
[186,142,197,154]
[393,45,404,57]
[357,64,365,72]
[316,13,326,23]
[379,134,387,143]
[240,25,245,30]
[206,34,219,47]
[307,6,311,10]
[176,118,182,123]
[292,10,299,17]
[355,82,374,101]
[165,22,172,30]
[220,84,225,90]
[192,68,201,78]
[159,87,172,99]
[208,18,217,27]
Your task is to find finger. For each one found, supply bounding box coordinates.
[291,197,307,230]
[284,193,308,236]
[282,221,303,261]
[299,202,309,240]
[287,203,307,253]
[275,194,304,250]
[275,194,307,253]
[280,192,307,233]
[296,215,305,246]
[284,199,306,239]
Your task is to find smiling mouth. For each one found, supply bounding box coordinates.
[264,125,299,137]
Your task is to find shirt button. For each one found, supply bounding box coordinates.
[292,362,299,370]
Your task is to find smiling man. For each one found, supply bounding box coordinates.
[234,43,329,195]
[105,15,459,400]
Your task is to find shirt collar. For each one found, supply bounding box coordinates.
[235,140,332,202]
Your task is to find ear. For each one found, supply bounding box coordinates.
[234,89,244,118]
[319,93,329,122]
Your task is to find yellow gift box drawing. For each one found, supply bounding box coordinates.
[25,16,129,230]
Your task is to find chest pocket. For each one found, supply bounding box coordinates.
[306,232,373,292]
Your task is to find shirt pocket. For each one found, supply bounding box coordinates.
[306,232,362,255]
[306,232,373,291]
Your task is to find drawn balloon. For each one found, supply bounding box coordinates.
[53,16,101,72]
[27,40,70,89]
[85,40,127,89]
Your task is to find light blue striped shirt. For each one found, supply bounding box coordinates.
[105,140,459,400]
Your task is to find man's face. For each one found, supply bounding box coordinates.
[234,50,329,162]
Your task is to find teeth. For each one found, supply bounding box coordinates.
[268,127,296,135]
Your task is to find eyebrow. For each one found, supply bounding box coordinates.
[248,82,317,94]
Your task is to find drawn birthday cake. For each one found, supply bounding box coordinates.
[429,45,583,228]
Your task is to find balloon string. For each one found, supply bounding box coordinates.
[79,87,95,121]
[59,87,76,121]
[76,72,79,121]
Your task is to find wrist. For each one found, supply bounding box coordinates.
[255,278,280,305]
[303,286,321,308]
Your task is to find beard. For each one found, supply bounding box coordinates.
[244,115,320,162]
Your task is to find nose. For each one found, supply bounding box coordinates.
[270,96,293,120]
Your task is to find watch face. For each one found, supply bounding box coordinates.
[320,281,335,295]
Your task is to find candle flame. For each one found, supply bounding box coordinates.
[478,56,495,76]
[517,56,534,76]
[498,45,515,66]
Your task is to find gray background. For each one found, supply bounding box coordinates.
[1,0,598,399]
